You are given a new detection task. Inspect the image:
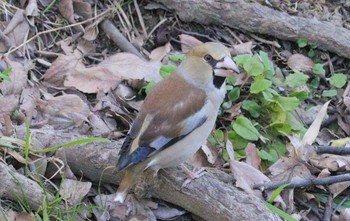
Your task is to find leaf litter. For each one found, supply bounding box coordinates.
[0,0,350,220]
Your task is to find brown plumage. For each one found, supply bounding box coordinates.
[115,42,240,202]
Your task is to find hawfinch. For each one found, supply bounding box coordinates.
[115,42,240,202]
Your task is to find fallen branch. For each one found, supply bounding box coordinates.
[100,19,143,58]
[323,195,333,221]
[316,146,350,155]
[14,126,281,221]
[156,0,350,59]
[0,162,53,210]
[254,174,350,190]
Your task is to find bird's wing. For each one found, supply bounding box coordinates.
[117,73,208,170]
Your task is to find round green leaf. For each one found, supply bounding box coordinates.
[228,87,240,102]
[243,56,264,76]
[312,64,325,77]
[250,79,272,94]
[285,72,309,88]
[329,73,347,88]
[322,89,337,97]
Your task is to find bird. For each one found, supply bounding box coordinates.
[115,42,240,203]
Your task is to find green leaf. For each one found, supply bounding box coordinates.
[227,130,249,150]
[308,48,315,57]
[0,67,11,81]
[168,54,185,62]
[312,63,325,77]
[275,96,300,111]
[242,100,261,118]
[228,87,240,102]
[322,89,337,97]
[160,64,176,78]
[329,73,347,88]
[259,51,275,78]
[144,81,156,94]
[269,184,290,203]
[250,79,272,94]
[270,123,292,134]
[286,112,306,132]
[290,91,309,100]
[258,149,278,162]
[310,77,320,89]
[297,38,308,48]
[285,72,309,88]
[226,76,237,85]
[270,103,286,124]
[243,56,264,76]
[234,54,252,66]
[232,116,260,141]
[264,202,298,221]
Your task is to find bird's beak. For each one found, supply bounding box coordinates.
[214,56,240,77]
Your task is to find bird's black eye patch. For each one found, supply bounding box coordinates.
[204,54,213,62]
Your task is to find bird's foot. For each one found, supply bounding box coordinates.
[152,168,160,178]
[181,165,206,188]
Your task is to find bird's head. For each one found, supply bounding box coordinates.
[177,42,240,90]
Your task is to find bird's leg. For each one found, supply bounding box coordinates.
[181,164,206,188]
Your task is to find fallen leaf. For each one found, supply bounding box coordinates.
[25,0,39,17]
[245,143,261,169]
[340,208,350,221]
[1,210,35,221]
[149,42,171,61]
[287,54,314,72]
[0,94,19,117]
[329,181,350,198]
[0,58,28,96]
[60,179,92,206]
[152,205,185,220]
[20,87,40,118]
[36,94,90,129]
[200,141,219,165]
[303,101,330,145]
[58,0,75,23]
[64,53,162,93]
[231,41,253,55]
[179,34,203,53]
[310,154,350,171]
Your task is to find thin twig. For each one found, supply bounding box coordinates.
[316,146,350,155]
[249,33,281,48]
[133,0,147,36]
[3,8,112,56]
[322,195,333,221]
[254,174,350,190]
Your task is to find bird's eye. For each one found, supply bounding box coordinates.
[204,54,213,62]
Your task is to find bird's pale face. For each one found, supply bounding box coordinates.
[177,42,240,90]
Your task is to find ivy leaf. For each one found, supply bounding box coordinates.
[322,89,337,97]
[160,64,176,78]
[168,54,185,62]
[297,38,308,48]
[290,91,309,100]
[285,72,309,88]
[250,79,272,94]
[232,116,260,141]
[242,100,261,118]
[329,73,347,88]
[228,87,240,102]
[312,64,325,77]
[243,56,264,76]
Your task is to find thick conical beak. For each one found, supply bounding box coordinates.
[214,56,240,77]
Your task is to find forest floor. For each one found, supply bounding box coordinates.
[0,0,350,221]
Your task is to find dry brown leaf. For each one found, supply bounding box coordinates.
[152,205,185,220]
[0,58,28,96]
[310,154,350,171]
[77,38,96,54]
[0,94,19,117]
[20,87,40,118]
[64,53,162,93]
[287,54,314,72]
[340,208,350,221]
[231,41,253,55]
[72,1,92,20]
[36,94,90,129]
[303,101,330,145]
[60,179,92,206]
[268,157,314,182]
[329,181,350,198]
[200,141,219,165]
[149,42,171,61]
[1,210,35,221]
[42,55,83,87]
[245,143,261,169]
[25,0,39,17]
[179,34,203,53]
[58,0,75,23]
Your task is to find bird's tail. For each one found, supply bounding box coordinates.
[114,168,136,203]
